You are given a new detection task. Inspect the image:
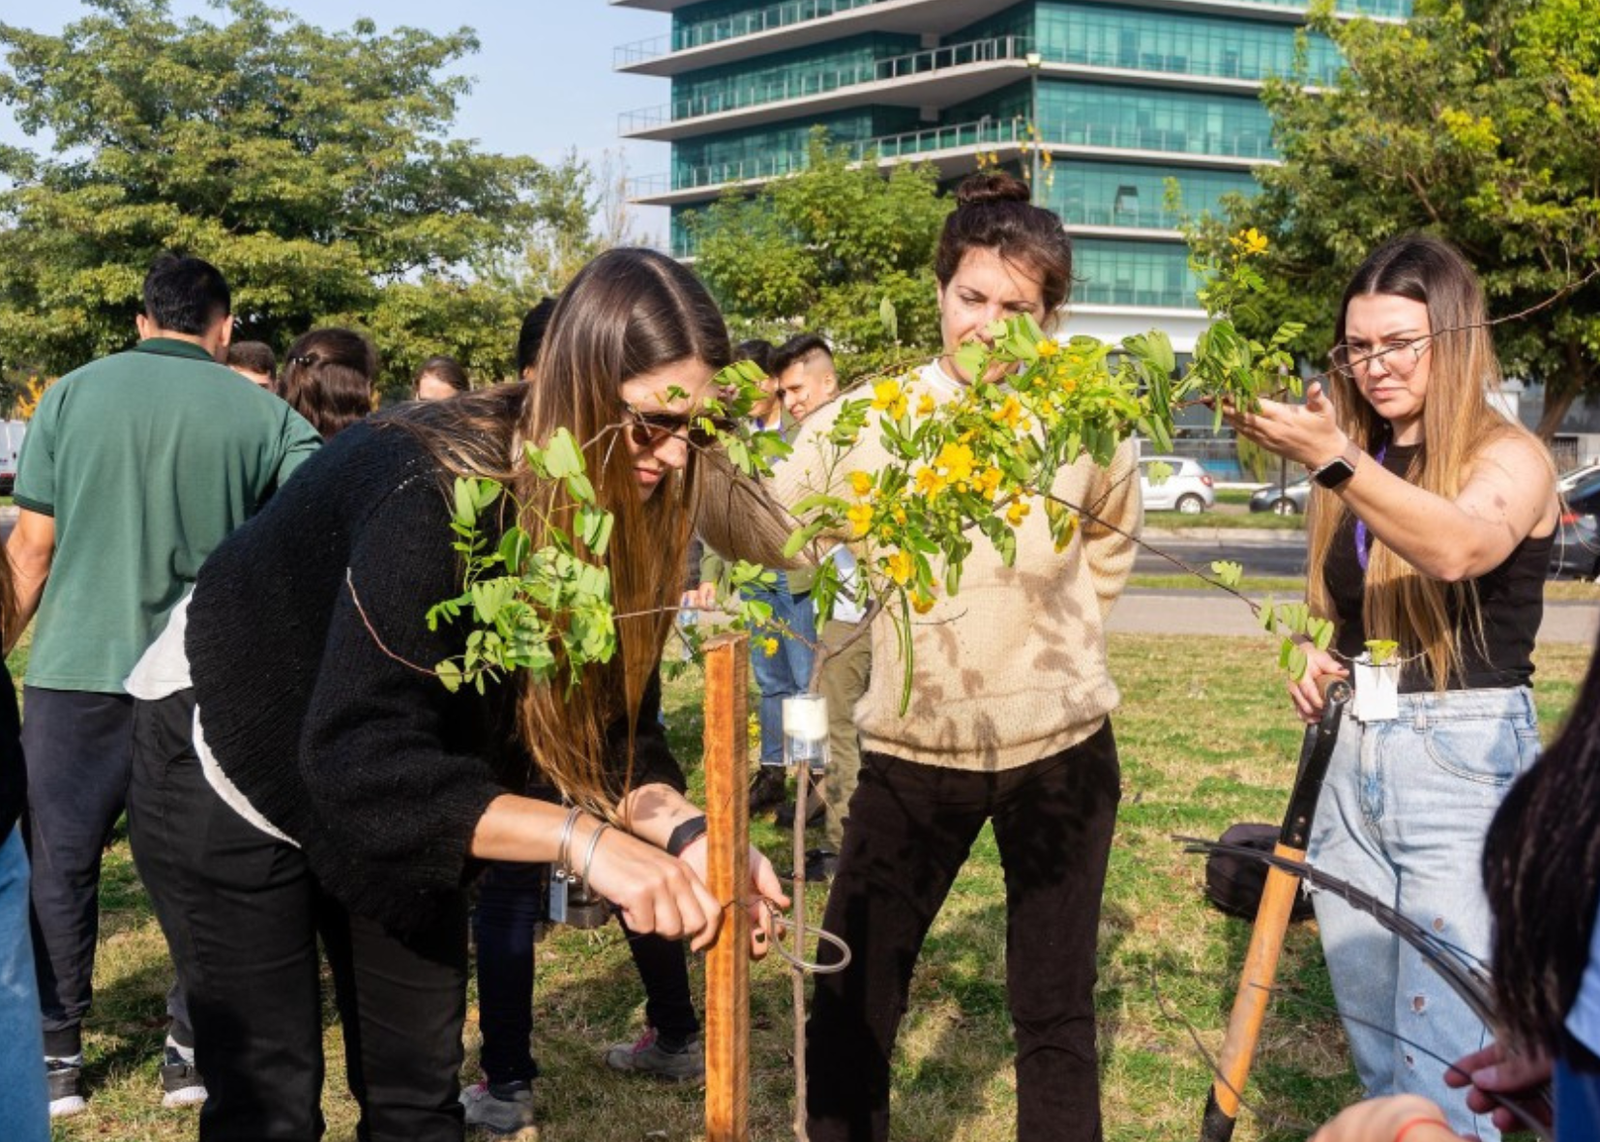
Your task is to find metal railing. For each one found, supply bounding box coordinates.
[613,0,887,67]
[626,114,1276,198]
[619,34,1034,132]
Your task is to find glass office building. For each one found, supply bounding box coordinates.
[612,0,1410,352]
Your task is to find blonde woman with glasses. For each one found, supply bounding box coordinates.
[1226,233,1559,1140]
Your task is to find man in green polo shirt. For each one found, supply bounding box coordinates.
[3,254,321,1118]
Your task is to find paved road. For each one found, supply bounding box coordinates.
[1136,529,1306,578]
[1110,588,1599,645]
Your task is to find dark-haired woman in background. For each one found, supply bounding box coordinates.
[413,355,470,402]
[280,327,378,438]
[768,172,1141,1142]
[1227,234,1558,1139]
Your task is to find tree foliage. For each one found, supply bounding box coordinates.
[1198,0,1600,434]
[0,0,600,390]
[688,130,952,376]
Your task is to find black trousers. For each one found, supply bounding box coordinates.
[128,690,468,1141]
[474,861,699,1085]
[21,686,190,1053]
[806,721,1121,1142]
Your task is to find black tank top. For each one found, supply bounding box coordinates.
[1322,443,1553,693]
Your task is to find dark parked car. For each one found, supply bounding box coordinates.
[1249,476,1311,515]
[1551,472,1600,579]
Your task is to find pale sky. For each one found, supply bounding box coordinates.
[0,0,674,239]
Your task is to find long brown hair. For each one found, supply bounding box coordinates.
[280,327,378,439]
[1306,235,1537,689]
[390,248,729,815]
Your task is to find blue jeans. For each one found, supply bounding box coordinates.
[0,828,48,1141]
[1308,687,1540,1141]
[747,575,816,767]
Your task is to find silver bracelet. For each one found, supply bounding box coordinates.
[579,822,613,886]
[556,805,583,873]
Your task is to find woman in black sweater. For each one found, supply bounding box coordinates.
[126,248,788,1141]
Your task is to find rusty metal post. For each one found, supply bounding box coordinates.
[702,633,751,1142]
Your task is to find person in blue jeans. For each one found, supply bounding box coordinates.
[1226,234,1560,1139]
[0,555,48,1140]
[1311,624,1600,1141]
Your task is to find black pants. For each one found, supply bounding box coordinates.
[474,863,700,1085]
[128,690,468,1141]
[21,686,190,1053]
[806,721,1121,1142]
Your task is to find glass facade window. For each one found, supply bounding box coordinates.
[1044,159,1260,229]
[1038,79,1276,160]
[1072,238,1206,308]
[671,0,888,53]
[672,108,918,189]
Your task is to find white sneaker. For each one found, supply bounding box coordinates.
[460,1079,535,1135]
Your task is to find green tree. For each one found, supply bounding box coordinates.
[1200,0,1600,435]
[0,0,595,390]
[688,130,952,377]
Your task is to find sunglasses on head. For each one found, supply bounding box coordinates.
[622,404,735,449]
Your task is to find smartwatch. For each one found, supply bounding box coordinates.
[1311,442,1361,490]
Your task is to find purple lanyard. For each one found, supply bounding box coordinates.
[1354,445,1386,571]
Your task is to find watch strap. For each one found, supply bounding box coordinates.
[666,815,709,858]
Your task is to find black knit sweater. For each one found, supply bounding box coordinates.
[186,416,685,932]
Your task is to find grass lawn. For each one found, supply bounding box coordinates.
[1145,511,1303,531]
[29,635,1592,1142]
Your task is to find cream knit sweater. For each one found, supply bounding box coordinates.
[750,361,1142,772]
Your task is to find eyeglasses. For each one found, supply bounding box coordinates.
[622,404,735,450]
[1330,336,1431,380]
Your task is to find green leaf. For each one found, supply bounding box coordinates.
[543,429,585,478]
[436,660,463,694]
[1210,560,1243,588]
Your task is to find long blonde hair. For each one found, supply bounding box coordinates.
[391,248,728,814]
[1307,234,1534,690]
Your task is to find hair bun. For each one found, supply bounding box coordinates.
[954,172,1031,208]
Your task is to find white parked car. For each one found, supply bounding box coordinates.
[1139,455,1215,514]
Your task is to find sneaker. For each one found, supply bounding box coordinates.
[805,848,839,881]
[160,1039,207,1108]
[603,1028,705,1084]
[460,1079,535,1135]
[47,1056,86,1118]
[749,767,786,811]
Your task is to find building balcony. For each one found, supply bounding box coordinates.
[611,0,1409,74]
[618,33,1289,141]
[627,114,1275,206]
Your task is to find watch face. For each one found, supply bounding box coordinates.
[1313,457,1356,489]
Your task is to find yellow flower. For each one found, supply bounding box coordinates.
[915,466,947,497]
[761,637,779,657]
[846,503,874,537]
[935,442,975,484]
[977,467,1003,499]
[910,591,935,614]
[994,395,1023,430]
[916,393,936,417]
[884,550,914,587]
[892,507,907,524]
[1006,500,1031,527]
[848,471,873,498]
[1230,227,1269,256]
[870,377,908,419]
[1036,338,1060,359]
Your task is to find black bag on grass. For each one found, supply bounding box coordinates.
[1204,822,1315,923]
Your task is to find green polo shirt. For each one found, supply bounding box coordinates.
[14,338,322,692]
